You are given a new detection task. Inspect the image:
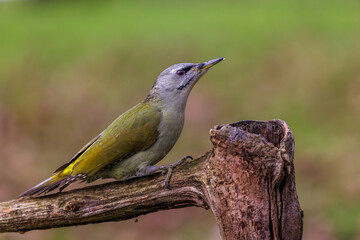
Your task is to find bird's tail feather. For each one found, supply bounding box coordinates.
[17,174,78,198]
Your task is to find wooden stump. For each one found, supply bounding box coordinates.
[205,120,303,239]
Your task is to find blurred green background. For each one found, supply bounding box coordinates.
[1,0,360,239]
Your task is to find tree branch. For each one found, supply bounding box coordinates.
[0,153,209,232]
[0,119,303,239]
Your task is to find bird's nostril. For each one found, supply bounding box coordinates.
[197,63,204,69]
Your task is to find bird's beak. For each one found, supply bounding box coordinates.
[198,57,225,71]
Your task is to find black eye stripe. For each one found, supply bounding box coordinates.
[182,66,192,72]
[175,66,192,76]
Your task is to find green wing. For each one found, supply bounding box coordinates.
[59,102,162,177]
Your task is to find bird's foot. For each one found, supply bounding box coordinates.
[131,155,193,188]
[129,165,160,179]
[159,155,193,189]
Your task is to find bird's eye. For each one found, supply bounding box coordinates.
[176,70,185,76]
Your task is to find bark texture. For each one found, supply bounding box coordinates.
[0,119,303,239]
[205,120,303,239]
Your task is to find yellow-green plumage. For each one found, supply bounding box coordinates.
[18,57,224,197]
[66,102,161,177]
[19,102,162,196]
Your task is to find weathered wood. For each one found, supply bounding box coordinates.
[0,153,209,233]
[205,120,303,239]
[0,119,303,239]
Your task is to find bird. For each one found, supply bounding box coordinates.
[18,57,224,197]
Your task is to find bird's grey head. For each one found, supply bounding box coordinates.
[148,58,224,104]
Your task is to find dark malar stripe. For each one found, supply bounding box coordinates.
[177,76,194,90]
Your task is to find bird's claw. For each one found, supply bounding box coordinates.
[163,155,193,189]
[131,155,193,189]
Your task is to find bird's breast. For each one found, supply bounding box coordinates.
[131,106,185,170]
[107,105,186,178]
[155,109,185,155]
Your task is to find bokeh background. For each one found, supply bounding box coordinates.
[1,0,360,239]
